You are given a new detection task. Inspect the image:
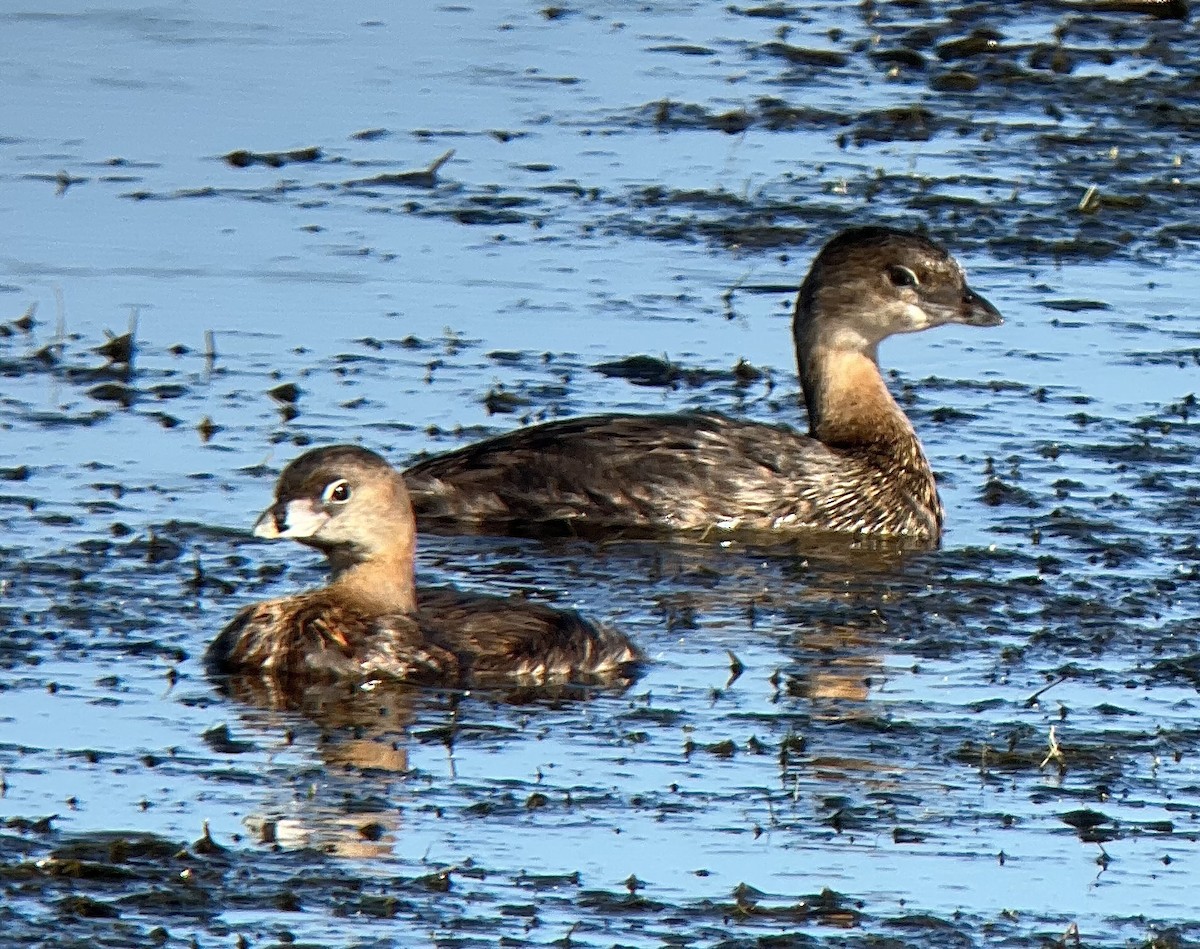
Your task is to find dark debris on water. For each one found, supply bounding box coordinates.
[5,812,1180,949]
[5,4,1200,948]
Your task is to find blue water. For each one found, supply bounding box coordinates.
[2,2,1200,946]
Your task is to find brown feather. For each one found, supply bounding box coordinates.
[404,226,1001,545]
[207,447,642,695]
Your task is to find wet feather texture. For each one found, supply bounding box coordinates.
[207,446,642,691]
[404,227,1002,544]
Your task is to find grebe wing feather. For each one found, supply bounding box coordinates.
[404,411,937,538]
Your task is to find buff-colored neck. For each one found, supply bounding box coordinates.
[322,472,420,614]
[796,323,919,451]
[328,470,422,611]
[329,544,418,614]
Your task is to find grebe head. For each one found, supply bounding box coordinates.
[794,226,1002,354]
[253,445,412,567]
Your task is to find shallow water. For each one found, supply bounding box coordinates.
[2,1,1200,946]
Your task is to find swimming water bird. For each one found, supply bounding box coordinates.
[404,226,1002,544]
[207,445,642,688]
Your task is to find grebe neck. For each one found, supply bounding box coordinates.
[800,341,919,452]
[328,544,417,615]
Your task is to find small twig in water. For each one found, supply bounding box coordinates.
[426,148,455,177]
[726,650,744,685]
[54,287,66,345]
[1025,674,1067,708]
[1039,725,1064,771]
[763,789,776,826]
[721,269,753,321]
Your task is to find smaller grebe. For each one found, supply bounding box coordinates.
[404,226,1002,543]
[207,446,642,688]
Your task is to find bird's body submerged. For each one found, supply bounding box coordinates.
[405,226,1002,545]
[407,410,940,540]
[207,446,641,690]
[212,586,638,687]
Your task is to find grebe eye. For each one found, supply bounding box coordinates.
[887,265,920,288]
[322,479,352,504]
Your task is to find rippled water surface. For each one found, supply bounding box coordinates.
[3,1,1200,946]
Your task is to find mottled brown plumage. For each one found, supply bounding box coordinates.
[404,226,1002,544]
[207,446,642,689]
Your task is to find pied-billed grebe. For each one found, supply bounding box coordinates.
[207,446,642,687]
[404,226,1002,543]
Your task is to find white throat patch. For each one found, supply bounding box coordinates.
[254,498,329,539]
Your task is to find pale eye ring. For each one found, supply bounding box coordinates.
[322,479,352,504]
[887,265,920,288]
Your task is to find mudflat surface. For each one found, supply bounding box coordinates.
[2,2,1199,946]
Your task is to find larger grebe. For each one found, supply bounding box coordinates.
[207,446,642,687]
[404,226,1002,544]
